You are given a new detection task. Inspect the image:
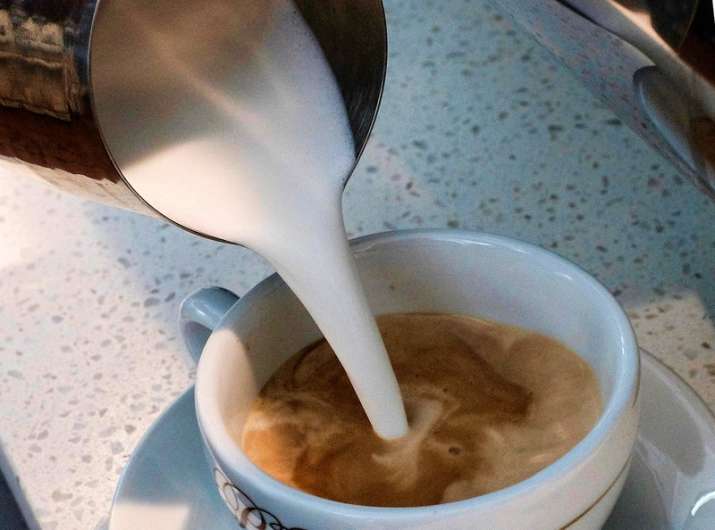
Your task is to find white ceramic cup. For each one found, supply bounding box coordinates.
[180,229,640,530]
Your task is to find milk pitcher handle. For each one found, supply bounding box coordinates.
[179,287,239,363]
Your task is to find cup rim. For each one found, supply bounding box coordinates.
[195,228,639,517]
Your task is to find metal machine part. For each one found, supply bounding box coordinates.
[495,0,715,199]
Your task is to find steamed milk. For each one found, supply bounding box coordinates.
[241,314,602,506]
[91,0,408,437]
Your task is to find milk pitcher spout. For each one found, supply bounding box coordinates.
[0,0,387,238]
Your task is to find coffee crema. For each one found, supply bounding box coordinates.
[238,313,602,507]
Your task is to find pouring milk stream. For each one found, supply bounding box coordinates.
[91,0,408,438]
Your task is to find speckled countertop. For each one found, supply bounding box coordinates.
[0,1,714,529]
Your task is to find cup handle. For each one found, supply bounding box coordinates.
[179,287,239,364]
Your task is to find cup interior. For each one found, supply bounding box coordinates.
[195,230,638,505]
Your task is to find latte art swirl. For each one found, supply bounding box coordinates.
[238,313,602,507]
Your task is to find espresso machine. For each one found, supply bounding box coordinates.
[493,0,715,200]
[0,0,714,214]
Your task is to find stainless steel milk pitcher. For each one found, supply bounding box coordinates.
[0,0,387,239]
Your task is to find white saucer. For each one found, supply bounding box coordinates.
[108,352,715,530]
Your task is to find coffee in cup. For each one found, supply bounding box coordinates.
[237,312,601,507]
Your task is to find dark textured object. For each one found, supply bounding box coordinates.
[0,472,28,530]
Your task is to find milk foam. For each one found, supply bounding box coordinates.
[240,314,602,507]
[92,0,408,437]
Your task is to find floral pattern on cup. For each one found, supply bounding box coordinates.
[213,467,307,530]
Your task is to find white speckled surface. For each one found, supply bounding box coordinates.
[0,1,713,529]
